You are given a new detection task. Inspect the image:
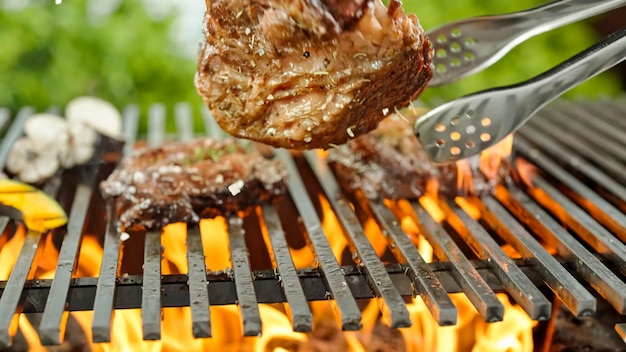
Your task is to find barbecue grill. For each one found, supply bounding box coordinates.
[0,98,625,349]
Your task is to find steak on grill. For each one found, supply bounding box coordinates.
[100,139,287,230]
[195,0,433,149]
[326,112,512,200]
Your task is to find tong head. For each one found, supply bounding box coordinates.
[426,0,626,86]
[426,18,521,87]
[417,25,626,164]
[414,92,511,163]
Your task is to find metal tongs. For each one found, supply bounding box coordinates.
[414,0,626,163]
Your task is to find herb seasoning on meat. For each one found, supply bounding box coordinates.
[100,138,288,230]
[327,113,512,200]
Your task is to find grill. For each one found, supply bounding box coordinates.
[0,98,625,348]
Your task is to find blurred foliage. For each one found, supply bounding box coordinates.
[0,0,201,119]
[0,0,621,121]
[402,0,622,103]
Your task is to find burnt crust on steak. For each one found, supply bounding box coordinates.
[100,139,287,230]
[326,113,512,200]
[195,0,433,149]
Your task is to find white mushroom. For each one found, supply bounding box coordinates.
[6,114,70,183]
[23,113,70,150]
[61,122,98,168]
[6,137,61,184]
[5,97,123,184]
[65,96,123,139]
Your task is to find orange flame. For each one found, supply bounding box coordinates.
[387,199,434,263]
[455,134,514,196]
[455,197,481,221]
[419,194,445,224]
[515,158,539,189]
[0,133,536,351]
[387,201,536,351]
[479,135,514,181]
[0,226,26,280]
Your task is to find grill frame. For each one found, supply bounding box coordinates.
[0,99,624,347]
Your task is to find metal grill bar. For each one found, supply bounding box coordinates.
[201,106,214,137]
[410,202,504,322]
[515,137,626,242]
[91,105,139,342]
[0,218,10,250]
[91,203,123,343]
[0,106,62,348]
[142,229,162,340]
[518,125,626,204]
[558,102,626,145]
[588,99,626,131]
[0,258,568,311]
[201,106,227,139]
[261,205,313,332]
[147,104,166,148]
[137,109,166,341]
[476,195,596,316]
[0,107,33,167]
[529,175,626,275]
[175,103,194,142]
[227,215,262,336]
[121,105,140,157]
[526,117,626,185]
[500,185,626,314]
[304,151,411,328]
[0,230,45,348]
[39,182,95,345]
[274,149,362,330]
[546,106,626,162]
[580,97,626,131]
[186,224,212,338]
[362,198,457,326]
[440,199,552,320]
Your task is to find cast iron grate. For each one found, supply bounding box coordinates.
[0,98,624,347]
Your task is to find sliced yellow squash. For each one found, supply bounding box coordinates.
[0,179,68,232]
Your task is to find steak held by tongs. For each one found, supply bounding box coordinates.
[195,0,433,149]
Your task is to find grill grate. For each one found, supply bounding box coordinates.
[0,98,624,347]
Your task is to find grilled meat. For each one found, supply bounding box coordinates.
[195,0,433,149]
[100,139,287,230]
[326,113,512,200]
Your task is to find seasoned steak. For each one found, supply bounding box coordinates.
[100,139,287,229]
[326,113,512,200]
[195,0,433,149]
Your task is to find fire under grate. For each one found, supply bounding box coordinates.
[0,98,625,347]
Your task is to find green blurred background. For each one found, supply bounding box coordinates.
[0,0,624,132]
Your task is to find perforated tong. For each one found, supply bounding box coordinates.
[414,0,626,163]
